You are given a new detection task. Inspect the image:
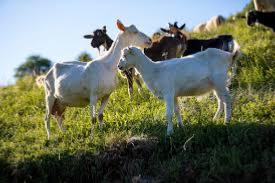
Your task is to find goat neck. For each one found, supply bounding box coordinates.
[103,33,129,71]
[131,53,156,78]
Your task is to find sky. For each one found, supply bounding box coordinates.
[0,0,250,86]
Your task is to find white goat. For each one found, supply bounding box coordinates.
[193,22,207,33]
[118,44,240,135]
[43,20,151,139]
[193,15,225,33]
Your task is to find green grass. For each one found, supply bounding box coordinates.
[0,76,274,182]
[0,19,275,182]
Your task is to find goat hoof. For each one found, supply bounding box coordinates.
[177,123,184,128]
[92,117,97,123]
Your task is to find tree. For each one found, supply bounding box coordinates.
[15,55,52,79]
[77,52,92,62]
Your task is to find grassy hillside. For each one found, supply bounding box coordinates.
[0,19,275,182]
[191,19,275,88]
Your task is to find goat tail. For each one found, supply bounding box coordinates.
[35,75,46,88]
[227,40,241,86]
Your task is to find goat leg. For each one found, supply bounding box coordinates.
[124,69,134,98]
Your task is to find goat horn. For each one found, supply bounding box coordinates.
[179,23,185,30]
[83,34,93,39]
[174,21,178,28]
[160,28,170,33]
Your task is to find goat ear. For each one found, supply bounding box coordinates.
[179,24,185,30]
[103,26,107,33]
[117,20,126,31]
[160,28,170,33]
[84,34,93,39]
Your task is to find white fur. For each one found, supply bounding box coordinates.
[193,15,225,33]
[43,20,151,139]
[118,44,240,135]
[193,23,207,33]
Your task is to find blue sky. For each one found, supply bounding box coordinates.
[0,0,250,86]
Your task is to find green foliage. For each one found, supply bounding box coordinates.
[77,52,93,62]
[15,55,52,79]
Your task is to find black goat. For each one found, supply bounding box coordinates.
[246,10,275,32]
[184,35,234,56]
[166,22,234,56]
[84,26,113,51]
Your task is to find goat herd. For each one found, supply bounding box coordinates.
[41,0,274,139]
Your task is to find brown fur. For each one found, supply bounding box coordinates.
[51,99,65,117]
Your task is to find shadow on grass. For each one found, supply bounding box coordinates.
[1,122,275,183]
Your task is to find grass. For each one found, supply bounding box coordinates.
[0,77,274,182]
[0,19,275,182]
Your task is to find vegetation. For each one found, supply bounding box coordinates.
[1,7,275,183]
[232,1,254,19]
[14,55,52,79]
[77,52,93,62]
